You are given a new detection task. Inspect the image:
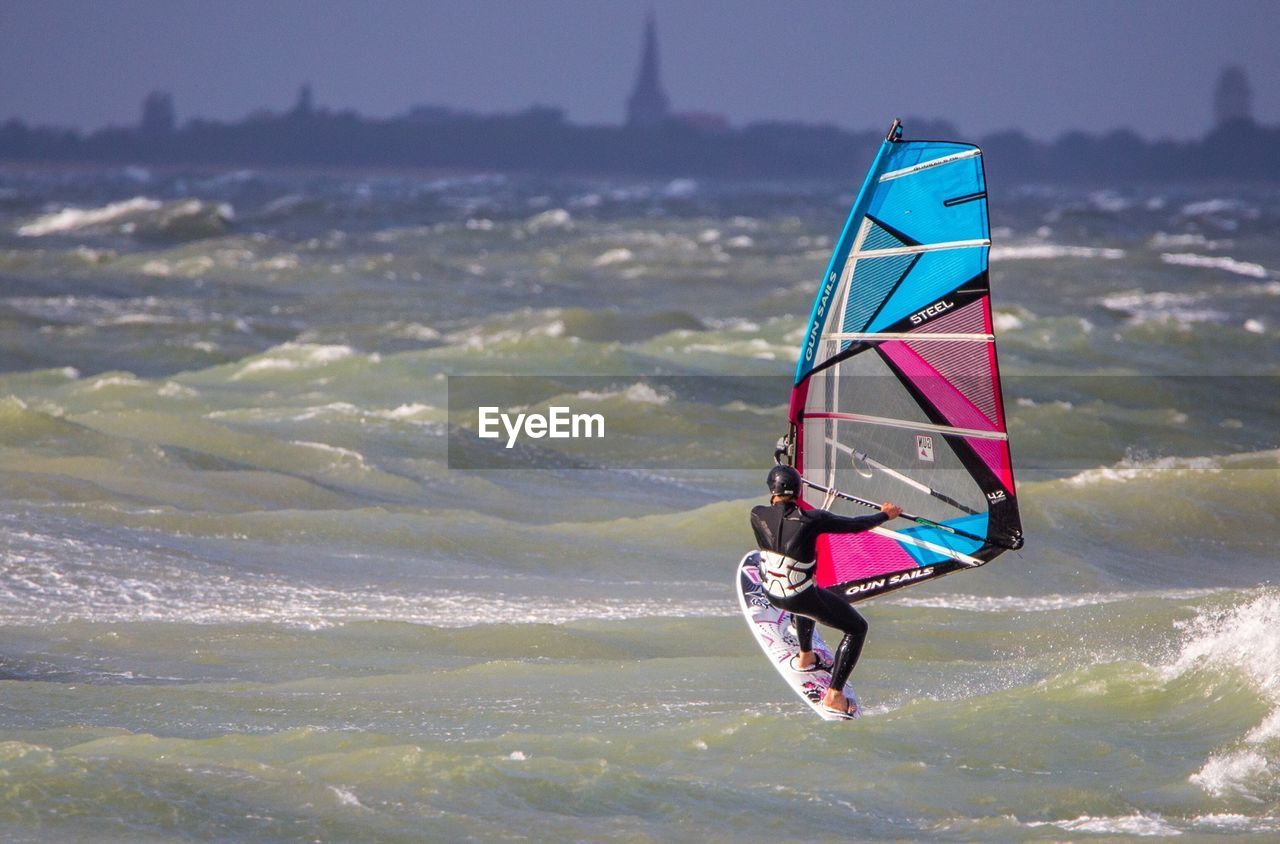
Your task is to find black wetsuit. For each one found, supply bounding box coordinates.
[749,501,888,692]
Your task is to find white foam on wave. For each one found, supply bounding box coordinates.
[1166,591,1280,800]
[88,374,147,391]
[449,316,566,350]
[1014,397,1073,410]
[157,381,198,399]
[0,525,727,629]
[1064,455,1224,487]
[592,248,633,267]
[17,197,162,236]
[206,402,441,430]
[256,253,300,272]
[990,244,1125,261]
[1098,289,1228,326]
[7,293,211,328]
[108,313,178,325]
[1026,812,1180,836]
[1180,198,1257,218]
[231,343,357,380]
[288,402,361,421]
[575,383,671,405]
[376,403,437,421]
[328,786,364,809]
[290,440,371,470]
[73,245,116,264]
[524,208,572,233]
[703,317,761,332]
[1191,813,1280,832]
[992,311,1026,332]
[1150,232,1230,250]
[1161,253,1268,279]
[663,178,697,198]
[141,256,216,278]
[1192,752,1271,799]
[895,589,1217,613]
[386,322,441,341]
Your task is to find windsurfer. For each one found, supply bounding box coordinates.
[750,464,902,717]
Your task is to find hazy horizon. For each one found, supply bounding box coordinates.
[1,0,1276,141]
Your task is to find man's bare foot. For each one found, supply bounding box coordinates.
[796,650,818,670]
[822,688,856,715]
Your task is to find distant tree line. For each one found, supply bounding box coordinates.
[1,99,1276,185]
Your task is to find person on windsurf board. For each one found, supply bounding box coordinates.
[750,464,902,717]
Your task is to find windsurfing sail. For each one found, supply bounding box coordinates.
[781,119,1023,603]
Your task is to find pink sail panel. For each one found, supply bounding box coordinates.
[964,435,1015,491]
[905,299,1002,428]
[913,297,987,336]
[878,339,997,433]
[877,339,1014,490]
[815,531,917,588]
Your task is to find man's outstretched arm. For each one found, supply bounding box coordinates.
[810,502,902,534]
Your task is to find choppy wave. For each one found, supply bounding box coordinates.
[574,383,671,405]
[1062,450,1278,488]
[895,589,1218,613]
[17,197,162,236]
[1098,289,1229,325]
[990,243,1125,261]
[0,525,727,629]
[229,343,368,380]
[1161,252,1269,278]
[1168,592,1280,801]
[17,196,233,241]
[1026,812,1181,837]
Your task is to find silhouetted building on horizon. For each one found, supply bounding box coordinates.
[1214,66,1253,126]
[139,91,175,137]
[4,53,1276,182]
[626,14,671,127]
[292,83,315,119]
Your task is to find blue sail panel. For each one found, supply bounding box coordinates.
[868,155,988,247]
[865,247,987,333]
[794,137,897,381]
[898,515,989,566]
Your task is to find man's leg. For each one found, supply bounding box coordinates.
[797,587,868,713]
[792,615,819,668]
[818,590,867,713]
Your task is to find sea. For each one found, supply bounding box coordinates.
[0,164,1277,841]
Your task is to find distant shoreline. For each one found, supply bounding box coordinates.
[3,111,1278,184]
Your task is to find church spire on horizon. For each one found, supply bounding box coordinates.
[626,13,671,127]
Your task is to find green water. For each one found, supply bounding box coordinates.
[0,169,1277,840]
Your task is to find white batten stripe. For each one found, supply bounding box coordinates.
[879,148,982,182]
[810,411,1008,441]
[826,332,994,342]
[834,219,875,304]
[870,526,984,567]
[851,239,990,260]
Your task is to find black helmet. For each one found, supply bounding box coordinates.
[767,464,802,497]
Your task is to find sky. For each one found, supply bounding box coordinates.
[0,0,1276,140]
